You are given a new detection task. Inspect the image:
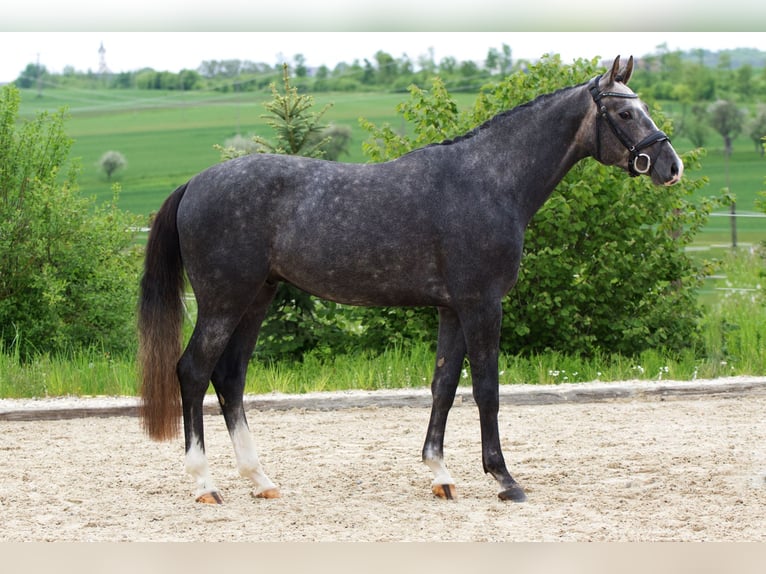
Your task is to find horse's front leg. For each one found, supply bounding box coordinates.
[422,307,466,500]
[461,301,527,502]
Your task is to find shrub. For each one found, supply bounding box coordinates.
[0,85,143,358]
[361,55,720,357]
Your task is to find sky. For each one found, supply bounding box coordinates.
[2,31,766,84]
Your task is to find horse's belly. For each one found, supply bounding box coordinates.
[271,249,450,307]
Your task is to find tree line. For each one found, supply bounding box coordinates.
[14,44,766,101]
[15,44,766,157]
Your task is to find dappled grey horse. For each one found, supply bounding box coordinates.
[138,56,683,504]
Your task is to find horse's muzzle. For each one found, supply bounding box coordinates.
[663,156,683,186]
[650,143,683,187]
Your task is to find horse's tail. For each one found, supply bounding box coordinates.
[138,183,188,441]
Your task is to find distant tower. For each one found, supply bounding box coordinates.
[98,42,110,75]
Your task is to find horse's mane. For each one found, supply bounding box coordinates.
[411,82,585,152]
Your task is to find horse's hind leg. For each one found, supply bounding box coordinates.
[211,282,280,500]
[422,307,466,500]
[177,310,244,504]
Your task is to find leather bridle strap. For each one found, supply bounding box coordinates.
[588,76,670,177]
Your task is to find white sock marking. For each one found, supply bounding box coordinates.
[230,422,277,494]
[185,434,218,498]
[423,451,455,487]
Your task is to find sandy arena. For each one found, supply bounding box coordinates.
[1,378,765,542]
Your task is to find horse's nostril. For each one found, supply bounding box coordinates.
[666,159,684,185]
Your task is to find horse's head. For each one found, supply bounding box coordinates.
[588,55,683,186]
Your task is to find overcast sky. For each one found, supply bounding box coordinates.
[2,31,765,84]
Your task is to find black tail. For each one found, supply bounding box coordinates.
[138,183,188,441]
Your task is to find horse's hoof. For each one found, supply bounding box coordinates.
[498,485,527,502]
[195,491,224,504]
[432,484,457,500]
[252,487,281,499]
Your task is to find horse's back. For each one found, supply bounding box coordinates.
[174,151,520,307]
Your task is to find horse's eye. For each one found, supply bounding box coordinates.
[619,111,632,120]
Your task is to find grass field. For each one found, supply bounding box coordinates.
[18,86,765,244]
[18,86,765,224]
[4,86,766,398]
[17,87,476,216]
[15,84,766,303]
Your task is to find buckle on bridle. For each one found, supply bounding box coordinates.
[631,153,652,175]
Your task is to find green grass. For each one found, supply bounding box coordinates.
[2,247,765,399]
[20,88,476,217]
[698,248,766,374]
[20,86,766,244]
[0,346,137,398]
[674,142,766,247]
[4,86,765,399]
[243,344,436,395]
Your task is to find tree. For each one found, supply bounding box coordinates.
[417,48,437,76]
[734,64,755,98]
[748,106,766,157]
[15,62,47,89]
[685,63,716,101]
[178,69,201,90]
[293,54,308,78]
[308,124,352,161]
[709,99,746,156]
[98,150,127,180]
[439,56,457,75]
[681,104,711,148]
[374,50,397,85]
[485,47,501,74]
[220,134,260,156]
[252,64,331,157]
[485,44,512,76]
[498,44,513,75]
[0,85,143,358]
[216,65,332,162]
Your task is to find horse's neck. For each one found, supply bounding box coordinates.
[475,85,594,224]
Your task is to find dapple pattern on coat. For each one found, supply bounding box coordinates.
[138,56,683,504]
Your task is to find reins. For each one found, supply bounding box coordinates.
[588,75,670,177]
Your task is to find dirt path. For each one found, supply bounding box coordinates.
[1,379,765,542]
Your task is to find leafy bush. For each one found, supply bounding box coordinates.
[361,55,720,357]
[223,56,719,362]
[0,85,143,358]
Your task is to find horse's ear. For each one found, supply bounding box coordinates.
[609,56,622,83]
[621,56,634,84]
[608,55,634,85]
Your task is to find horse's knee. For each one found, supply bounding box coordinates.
[473,387,500,418]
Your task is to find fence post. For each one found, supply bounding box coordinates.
[725,152,736,249]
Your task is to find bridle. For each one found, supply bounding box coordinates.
[588,75,670,177]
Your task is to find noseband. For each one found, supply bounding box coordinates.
[588,76,670,177]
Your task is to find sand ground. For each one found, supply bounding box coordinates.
[1,379,765,542]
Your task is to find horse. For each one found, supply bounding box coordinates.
[138,56,683,504]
